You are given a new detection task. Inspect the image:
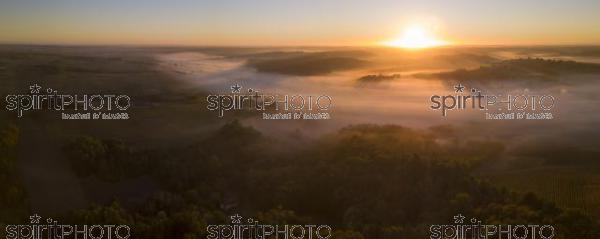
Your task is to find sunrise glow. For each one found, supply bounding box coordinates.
[383,25,448,49]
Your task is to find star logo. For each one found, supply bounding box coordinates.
[453,214,465,224]
[230,214,242,224]
[30,84,42,94]
[231,84,242,93]
[29,214,41,224]
[454,84,465,93]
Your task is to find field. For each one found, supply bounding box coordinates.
[483,165,600,218]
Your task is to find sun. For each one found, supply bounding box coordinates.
[383,25,448,49]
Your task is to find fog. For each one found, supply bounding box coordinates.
[156,48,600,154]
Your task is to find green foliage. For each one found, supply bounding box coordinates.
[63,136,152,181]
[0,123,28,224]
[256,206,307,225]
[59,123,600,239]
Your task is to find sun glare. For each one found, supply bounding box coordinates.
[383,25,448,49]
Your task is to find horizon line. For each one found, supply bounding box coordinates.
[2,42,600,49]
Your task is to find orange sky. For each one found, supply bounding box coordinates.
[1,0,600,46]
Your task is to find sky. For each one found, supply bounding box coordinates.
[1,0,600,46]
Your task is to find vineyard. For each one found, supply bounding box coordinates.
[483,166,600,218]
